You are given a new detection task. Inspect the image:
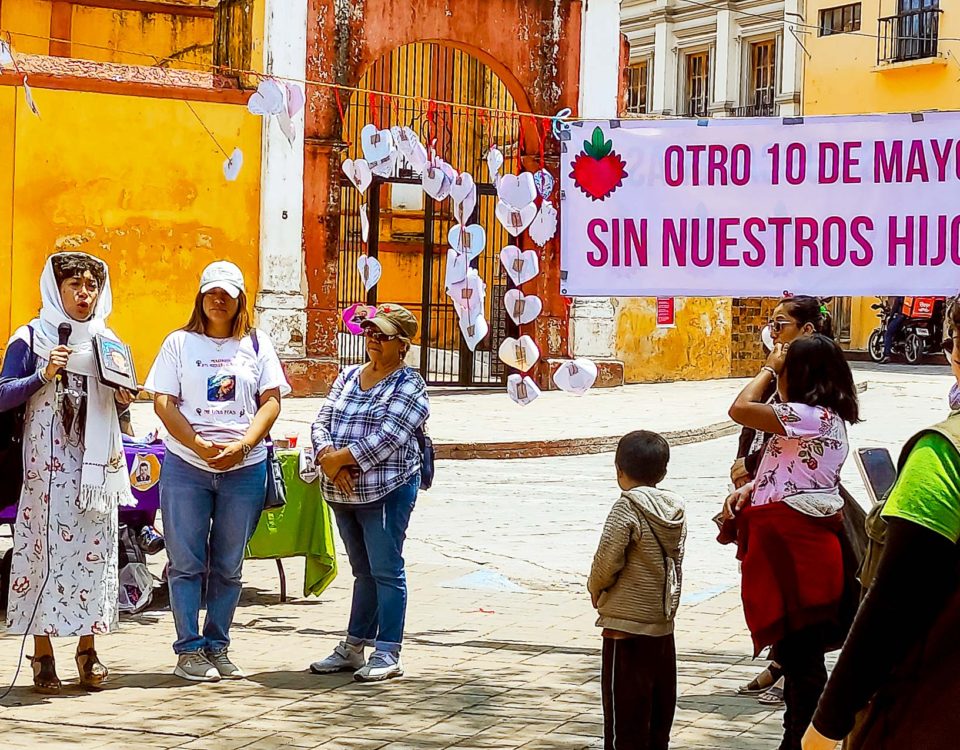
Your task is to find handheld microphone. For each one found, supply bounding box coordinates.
[55,322,72,387]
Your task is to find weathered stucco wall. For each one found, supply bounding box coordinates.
[0,87,261,376]
[614,297,732,382]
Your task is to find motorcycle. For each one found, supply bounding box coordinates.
[868,299,945,364]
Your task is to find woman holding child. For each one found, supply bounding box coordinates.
[724,334,860,750]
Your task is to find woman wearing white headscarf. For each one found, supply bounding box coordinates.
[0,253,135,694]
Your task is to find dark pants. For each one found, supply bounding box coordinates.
[882,312,905,357]
[601,634,676,750]
[775,627,829,750]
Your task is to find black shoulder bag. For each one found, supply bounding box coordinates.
[251,330,286,512]
[0,326,34,512]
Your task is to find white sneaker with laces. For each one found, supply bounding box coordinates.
[310,641,366,674]
[174,651,220,682]
[354,650,403,682]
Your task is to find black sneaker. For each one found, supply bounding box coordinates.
[137,526,165,555]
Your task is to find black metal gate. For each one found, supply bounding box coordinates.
[337,43,521,386]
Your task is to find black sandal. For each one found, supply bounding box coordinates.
[76,648,108,690]
[737,664,783,695]
[29,654,61,695]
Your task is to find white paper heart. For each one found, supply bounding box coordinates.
[277,110,296,147]
[553,358,599,396]
[451,172,476,204]
[504,289,543,326]
[223,147,244,182]
[370,150,397,179]
[453,187,477,225]
[360,123,394,164]
[533,169,555,199]
[23,77,40,118]
[439,160,457,185]
[247,78,285,116]
[357,255,382,292]
[407,141,428,172]
[507,373,541,406]
[495,200,537,237]
[761,325,775,352]
[444,248,469,289]
[459,314,488,352]
[0,41,14,68]
[448,224,486,261]
[391,126,420,155]
[360,204,370,244]
[500,246,540,286]
[529,201,559,247]
[422,163,453,201]
[497,172,538,209]
[449,269,486,325]
[486,147,504,182]
[285,82,305,118]
[498,335,540,372]
[342,159,372,194]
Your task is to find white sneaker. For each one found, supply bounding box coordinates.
[174,651,220,682]
[354,650,403,682]
[310,641,366,674]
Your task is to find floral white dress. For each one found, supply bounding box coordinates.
[6,373,119,636]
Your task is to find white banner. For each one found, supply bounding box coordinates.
[559,113,960,297]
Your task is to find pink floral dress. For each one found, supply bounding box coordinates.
[751,402,849,508]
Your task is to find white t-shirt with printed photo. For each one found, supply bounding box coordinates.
[144,329,291,472]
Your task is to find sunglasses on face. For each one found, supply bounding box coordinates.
[363,329,398,342]
[769,320,796,333]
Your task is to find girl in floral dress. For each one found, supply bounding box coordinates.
[0,253,135,693]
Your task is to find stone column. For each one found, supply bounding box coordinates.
[712,9,741,116]
[652,20,678,115]
[254,0,308,360]
[779,0,803,116]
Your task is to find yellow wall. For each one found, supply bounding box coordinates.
[1,86,261,377]
[804,0,960,348]
[615,298,732,382]
[0,0,52,56]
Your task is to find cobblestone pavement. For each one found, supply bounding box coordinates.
[0,365,951,749]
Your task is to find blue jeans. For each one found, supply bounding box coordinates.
[333,475,419,654]
[160,452,267,654]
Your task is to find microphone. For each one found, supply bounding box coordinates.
[55,322,72,387]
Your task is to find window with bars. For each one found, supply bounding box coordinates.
[819,3,862,36]
[626,61,649,115]
[684,52,710,118]
[748,40,777,116]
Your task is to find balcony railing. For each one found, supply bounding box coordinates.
[685,102,709,118]
[734,90,777,117]
[878,8,943,65]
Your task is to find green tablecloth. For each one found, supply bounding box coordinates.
[245,450,338,597]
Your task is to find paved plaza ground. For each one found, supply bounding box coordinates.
[0,363,951,749]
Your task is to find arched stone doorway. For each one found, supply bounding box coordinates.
[337,42,524,386]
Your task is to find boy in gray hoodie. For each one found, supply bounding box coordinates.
[588,430,687,750]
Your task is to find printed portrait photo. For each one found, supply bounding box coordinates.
[207,374,237,403]
[101,338,131,376]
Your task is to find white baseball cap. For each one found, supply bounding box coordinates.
[200,260,245,299]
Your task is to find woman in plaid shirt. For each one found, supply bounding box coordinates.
[310,304,430,682]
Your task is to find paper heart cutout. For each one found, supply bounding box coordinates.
[486,147,504,182]
[497,172,538,209]
[247,78,285,116]
[342,303,377,335]
[439,161,457,184]
[495,200,537,237]
[507,373,541,406]
[342,159,372,194]
[360,124,394,164]
[406,141,428,172]
[391,126,420,156]
[451,173,476,204]
[448,224,486,261]
[370,150,397,179]
[444,249,469,289]
[277,110,296,147]
[553,358,598,396]
[498,335,540,371]
[533,169,555,199]
[459,314,489,352]
[500,246,540,286]
[504,289,543,325]
[449,269,486,325]
[529,201,559,247]
[22,77,39,117]
[422,163,453,201]
[356,255,382,292]
[223,148,244,182]
[761,325,775,352]
[285,83,305,118]
[453,187,477,225]
[360,204,370,244]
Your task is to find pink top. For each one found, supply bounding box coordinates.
[751,402,849,507]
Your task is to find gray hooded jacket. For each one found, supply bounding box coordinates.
[587,486,687,637]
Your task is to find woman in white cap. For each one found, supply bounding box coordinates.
[145,261,290,682]
[0,252,135,694]
[309,304,430,682]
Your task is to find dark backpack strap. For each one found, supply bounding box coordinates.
[250,328,259,355]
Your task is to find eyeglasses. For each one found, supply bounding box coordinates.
[768,320,796,333]
[363,329,398,342]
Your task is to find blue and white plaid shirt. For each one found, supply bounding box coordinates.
[312,365,430,505]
